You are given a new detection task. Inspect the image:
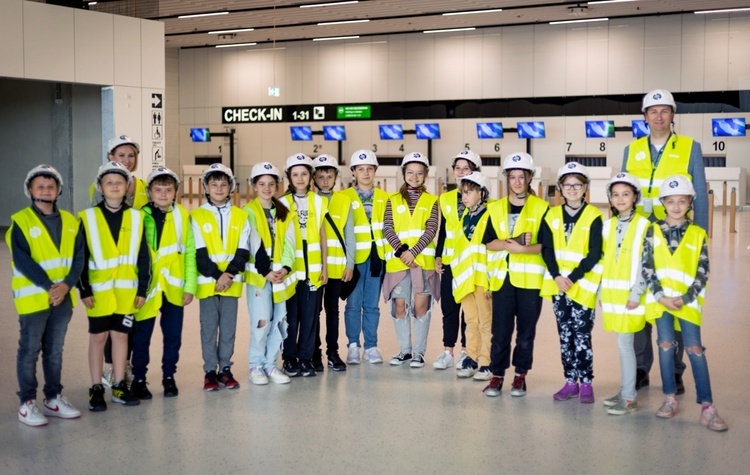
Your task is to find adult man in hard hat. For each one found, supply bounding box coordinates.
[622,89,708,396]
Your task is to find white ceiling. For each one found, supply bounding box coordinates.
[84,0,750,49]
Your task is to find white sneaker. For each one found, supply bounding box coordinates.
[433,350,454,370]
[101,365,114,387]
[346,343,361,365]
[266,367,291,384]
[18,400,48,427]
[249,367,269,385]
[410,353,426,368]
[43,395,81,419]
[363,347,383,364]
[473,368,492,381]
[454,350,468,369]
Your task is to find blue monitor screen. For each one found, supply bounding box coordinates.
[712,118,746,137]
[323,125,346,141]
[517,121,546,139]
[379,124,403,140]
[585,120,615,138]
[415,123,441,140]
[190,128,210,142]
[476,122,503,139]
[632,120,650,138]
[290,126,313,141]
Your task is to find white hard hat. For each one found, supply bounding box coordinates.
[251,162,282,182]
[201,163,236,192]
[659,174,695,199]
[147,166,181,190]
[557,162,590,184]
[24,164,63,199]
[97,161,132,184]
[107,135,140,154]
[312,154,339,171]
[502,152,536,176]
[401,152,429,169]
[350,149,379,169]
[606,172,641,201]
[285,153,314,174]
[642,89,676,113]
[451,150,482,171]
[458,171,489,194]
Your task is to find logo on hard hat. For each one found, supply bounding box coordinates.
[567,163,576,169]
[512,155,521,162]
[119,135,127,140]
[263,164,272,170]
[319,157,327,162]
[653,93,662,100]
[668,180,679,188]
[460,151,469,155]
[296,155,305,161]
[210,164,219,169]
[359,153,367,160]
[413,153,421,158]
[616,173,626,178]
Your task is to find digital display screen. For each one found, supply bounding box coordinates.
[632,120,650,138]
[585,120,615,138]
[712,118,746,137]
[476,122,503,139]
[415,123,441,140]
[379,124,403,140]
[190,128,210,142]
[290,126,313,141]
[517,121,546,139]
[323,125,346,141]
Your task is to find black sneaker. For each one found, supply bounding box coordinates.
[111,380,140,406]
[283,359,301,377]
[300,360,317,377]
[389,352,412,366]
[635,369,650,390]
[204,370,219,391]
[163,377,179,397]
[217,367,240,389]
[327,353,347,372]
[131,379,153,400]
[675,373,686,396]
[89,384,107,412]
[313,359,325,372]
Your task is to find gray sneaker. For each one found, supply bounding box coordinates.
[603,393,623,407]
[607,399,637,415]
[346,343,361,365]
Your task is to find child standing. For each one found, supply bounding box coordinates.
[540,162,603,403]
[643,174,727,431]
[244,162,296,386]
[450,172,492,381]
[482,153,548,397]
[281,154,328,377]
[434,150,481,370]
[191,163,250,391]
[131,167,197,399]
[311,154,353,371]
[383,152,440,368]
[8,165,85,426]
[78,162,151,410]
[599,173,649,415]
[342,150,387,365]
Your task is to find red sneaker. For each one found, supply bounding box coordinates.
[218,367,240,390]
[203,370,219,392]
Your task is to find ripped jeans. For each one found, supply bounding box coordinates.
[390,272,433,357]
[247,283,288,371]
[655,311,713,404]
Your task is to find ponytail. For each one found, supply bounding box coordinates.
[273,196,289,222]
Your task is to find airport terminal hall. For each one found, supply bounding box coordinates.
[4,0,750,473]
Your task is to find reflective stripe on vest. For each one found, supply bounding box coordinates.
[324,192,351,279]
[540,205,603,308]
[385,192,438,273]
[342,187,388,263]
[645,223,706,326]
[5,208,79,315]
[80,207,142,316]
[450,212,490,302]
[281,192,327,287]
[438,190,461,265]
[191,207,246,299]
[600,214,649,333]
[626,135,692,220]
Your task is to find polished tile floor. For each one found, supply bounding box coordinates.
[1,208,748,474]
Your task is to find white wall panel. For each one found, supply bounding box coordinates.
[191,50,209,110]
[728,15,750,89]
[565,26,588,96]
[319,43,347,103]
[114,15,142,87]
[501,27,533,98]
[0,0,24,78]
[387,36,407,102]
[178,50,195,108]
[404,35,435,101]
[704,16,730,91]
[586,24,609,96]
[534,25,567,97]
[74,10,114,86]
[302,43,321,104]
[207,50,223,108]
[141,19,164,88]
[236,50,262,105]
[644,16,682,92]
[23,2,75,82]
[220,50,239,105]
[284,45,304,105]
[462,34,483,99]
[370,41,390,102]
[434,35,465,99]
[481,32,503,99]
[342,43,372,103]
[607,19,644,94]
[681,14,706,92]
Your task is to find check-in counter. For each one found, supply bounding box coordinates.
[587,167,615,204]
[705,167,746,207]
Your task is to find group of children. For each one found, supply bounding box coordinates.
[9,137,727,432]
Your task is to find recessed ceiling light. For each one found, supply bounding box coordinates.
[443,9,502,16]
[312,35,361,41]
[216,42,257,48]
[302,1,359,8]
[695,7,750,14]
[549,17,609,25]
[423,27,476,34]
[209,28,255,34]
[178,12,229,19]
[317,19,370,26]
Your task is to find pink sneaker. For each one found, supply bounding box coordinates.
[553,381,579,401]
[700,406,728,431]
[579,383,595,403]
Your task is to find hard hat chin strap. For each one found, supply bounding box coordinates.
[32,197,57,205]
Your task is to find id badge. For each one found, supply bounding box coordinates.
[642,198,653,214]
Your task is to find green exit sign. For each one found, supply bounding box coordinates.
[337,105,371,119]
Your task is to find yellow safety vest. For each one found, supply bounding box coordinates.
[190,207,247,299]
[451,209,490,302]
[136,204,191,321]
[341,187,388,263]
[438,190,461,266]
[79,207,143,317]
[626,135,693,220]
[540,205,603,308]
[281,192,327,287]
[600,214,650,333]
[646,223,706,326]
[324,192,351,279]
[385,191,438,273]
[89,177,149,210]
[243,199,297,303]
[6,208,79,315]
[485,195,548,292]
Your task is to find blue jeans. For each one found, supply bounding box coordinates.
[16,297,73,403]
[131,297,185,381]
[344,257,382,350]
[247,283,288,370]
[655,312,713,404]
[284,282,321,361]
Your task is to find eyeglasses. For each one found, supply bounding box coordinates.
[561,183,585,191]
